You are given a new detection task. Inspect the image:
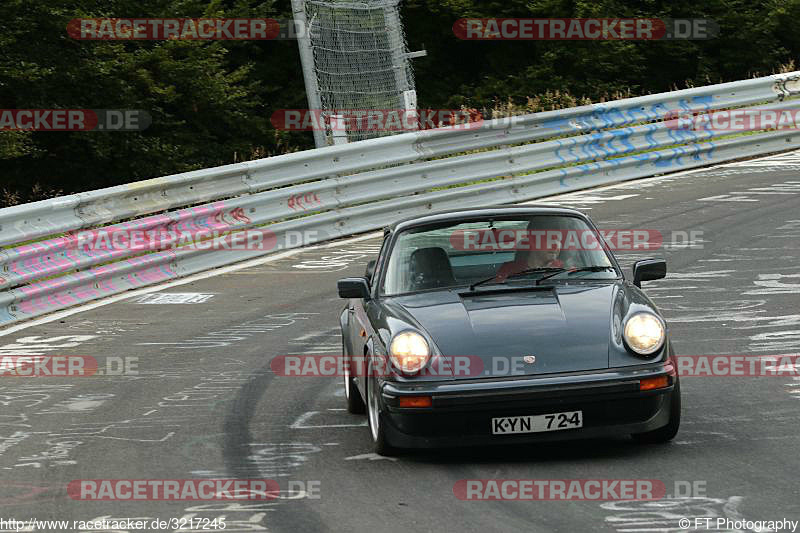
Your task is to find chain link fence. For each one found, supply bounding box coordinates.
[294,0,417,145]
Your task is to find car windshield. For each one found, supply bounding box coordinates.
[381,215,618,296]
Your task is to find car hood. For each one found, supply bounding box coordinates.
[383,283,619,378]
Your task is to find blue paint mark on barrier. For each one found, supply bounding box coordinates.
[652,151,670,168]
[650,103,668,120]
[692,95,714,108]
[632,153,651,167]
[617,127,637,154]
[705,140,716,160]
[643,124,659,150]
[565,138,580,163]
[0,305,15,324]
[579,137,594,162]
[554,139,567,166]
[587,132,605,160]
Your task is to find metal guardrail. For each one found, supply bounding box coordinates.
[1,72,799,325]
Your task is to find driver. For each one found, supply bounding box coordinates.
[495,238,564,281]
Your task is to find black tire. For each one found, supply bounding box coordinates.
[632,379,681,443]
[366,365,398,456]
[343,342,366,414]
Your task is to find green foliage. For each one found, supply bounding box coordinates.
[404,0,800,108]
[0,0,307,205]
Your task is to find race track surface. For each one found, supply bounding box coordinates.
[2,152,800,532]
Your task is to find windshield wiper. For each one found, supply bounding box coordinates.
[469,267,564,291]
[535,265,616,285]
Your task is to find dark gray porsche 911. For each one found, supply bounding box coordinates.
[337,206,679,455]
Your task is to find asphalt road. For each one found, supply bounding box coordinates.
[1,152,800,532]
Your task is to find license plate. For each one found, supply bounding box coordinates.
[491,410,583,435]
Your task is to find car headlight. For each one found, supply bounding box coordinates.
[623,313,665,356]
[389,331,431,373]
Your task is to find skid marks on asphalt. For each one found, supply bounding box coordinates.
[539,193,640,209]
[286,328,341,356]
[135,312,318,350]
[226,243,384,275]
[786,375,800,401]
[289,244,383,272]
[674,404,800,446]
[290,410,367,429]
[697,180,800,203]
[724,150,800,168]
[645,258,800,355]
[0,334,98,356]
[283,328,368,435]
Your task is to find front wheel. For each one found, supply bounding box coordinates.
[366,364,397,456]
[632,380,681,443]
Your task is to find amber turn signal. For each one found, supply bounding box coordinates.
[639,376,669,391]
[397,395,433,408]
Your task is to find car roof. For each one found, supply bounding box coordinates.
[387,205,589,233]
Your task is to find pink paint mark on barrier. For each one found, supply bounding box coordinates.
[72,285,100,301]
[48,289,73,310]
[123,254,177,285]
[3,214,185,289]
[231,207,251,224]
[98,277,116,293]
[14,255,178,316]
[287,192,323,211]
[171,202,230,234]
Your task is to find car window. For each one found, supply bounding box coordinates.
[381,215,617,296]
[367,234,390,289]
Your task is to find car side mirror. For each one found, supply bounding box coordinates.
[337,278,371,300]
[632,259,667,288]
[364,259,377,284]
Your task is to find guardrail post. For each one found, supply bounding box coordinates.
[331,115,348,145]
[291,0,327,148]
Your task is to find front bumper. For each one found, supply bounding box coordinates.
[378,365,677,448]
